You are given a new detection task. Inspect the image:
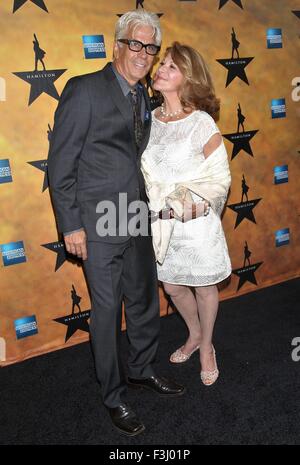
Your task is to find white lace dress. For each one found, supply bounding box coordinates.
[141,110,231,286]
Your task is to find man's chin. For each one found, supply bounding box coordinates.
[132,67,151,79]
[138,71,151,80]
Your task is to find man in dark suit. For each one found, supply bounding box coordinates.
[48,10,185,437]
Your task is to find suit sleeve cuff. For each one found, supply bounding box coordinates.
[63,228,84,236]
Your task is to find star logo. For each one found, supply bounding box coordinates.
[28,159,49,191]
[219,0,243,9]
[223,130,258,160]
[217,57,253,87]
[232,242,263,291]
[117,12,163,17]
[232,262,263,291]
[27,124,52,190]
[54,311,91,342]
[292,11,300,19]
[13,0,48,13]
[54,285,91,342]
[13,34,66,105]
[228,199,261,228]
[228,175,261,228]
[217,28,254,87]
[42,241,68,271]
[223,103,258,160]
[117,2,163,17]
[41,241,81,271]
[13,69,66,105]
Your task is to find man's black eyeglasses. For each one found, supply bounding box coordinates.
[118,39,161,56]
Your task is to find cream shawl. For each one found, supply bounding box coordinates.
[142,141,231,264]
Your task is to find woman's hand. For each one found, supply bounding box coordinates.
[176,201,209,222]
[157,201,210,222]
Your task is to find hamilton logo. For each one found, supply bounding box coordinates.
[223,103,258,160]
[28,124,52,191]
[227,175,262,228]
[41,240,83,271]
[219,0,243,9]
[42,240,82,271]
[54,285,91,342]
[232,242,263,291]
[217,28,254,87]
[117,1,163,17]
[13,34,67,105]
[13,0,48,13]
[42,241,68,271]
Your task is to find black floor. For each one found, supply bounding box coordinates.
[1,278,300,445]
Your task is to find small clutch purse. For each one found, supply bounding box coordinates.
[165,187,193,218]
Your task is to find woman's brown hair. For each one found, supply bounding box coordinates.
[162,41,220,120]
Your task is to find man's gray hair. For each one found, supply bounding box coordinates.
[115,10,162,46]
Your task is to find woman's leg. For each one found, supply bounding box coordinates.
[194,285,219,372]
[163,282,202,354]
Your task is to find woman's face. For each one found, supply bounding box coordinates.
[153,53,184,93]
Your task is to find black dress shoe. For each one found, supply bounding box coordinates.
[127,375,186,397]
[108,403,145,437]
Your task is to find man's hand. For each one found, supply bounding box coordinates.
[64,230,87,260]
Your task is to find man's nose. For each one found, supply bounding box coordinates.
[137,46,148,58]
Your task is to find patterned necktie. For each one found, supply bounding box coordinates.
[130,88,144,150]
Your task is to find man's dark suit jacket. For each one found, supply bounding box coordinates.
[48,62,151,243]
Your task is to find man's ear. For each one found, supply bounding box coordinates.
[113,41,119,60]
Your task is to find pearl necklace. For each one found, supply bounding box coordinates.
[160,102,183,119]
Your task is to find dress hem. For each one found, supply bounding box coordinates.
[157,271,232,287]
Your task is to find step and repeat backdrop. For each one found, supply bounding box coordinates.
[0,0,299,365]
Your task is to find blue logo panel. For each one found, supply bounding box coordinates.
[267,28,283,49]
[0,159,12,184]
[274,165,288,184]
[14,315,38,340]
[275,228,290,247]
[271,98,286,119]
[82,35,106,59]
[1,241,26,266]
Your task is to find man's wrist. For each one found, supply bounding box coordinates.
[64,228,84,236]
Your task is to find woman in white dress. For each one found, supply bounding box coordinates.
[141,42,231,385]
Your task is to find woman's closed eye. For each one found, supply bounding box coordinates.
[159,61,177,69]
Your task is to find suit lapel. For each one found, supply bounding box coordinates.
[138,85,152,158]
[102,63,136,153]
[102,63,152,160]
